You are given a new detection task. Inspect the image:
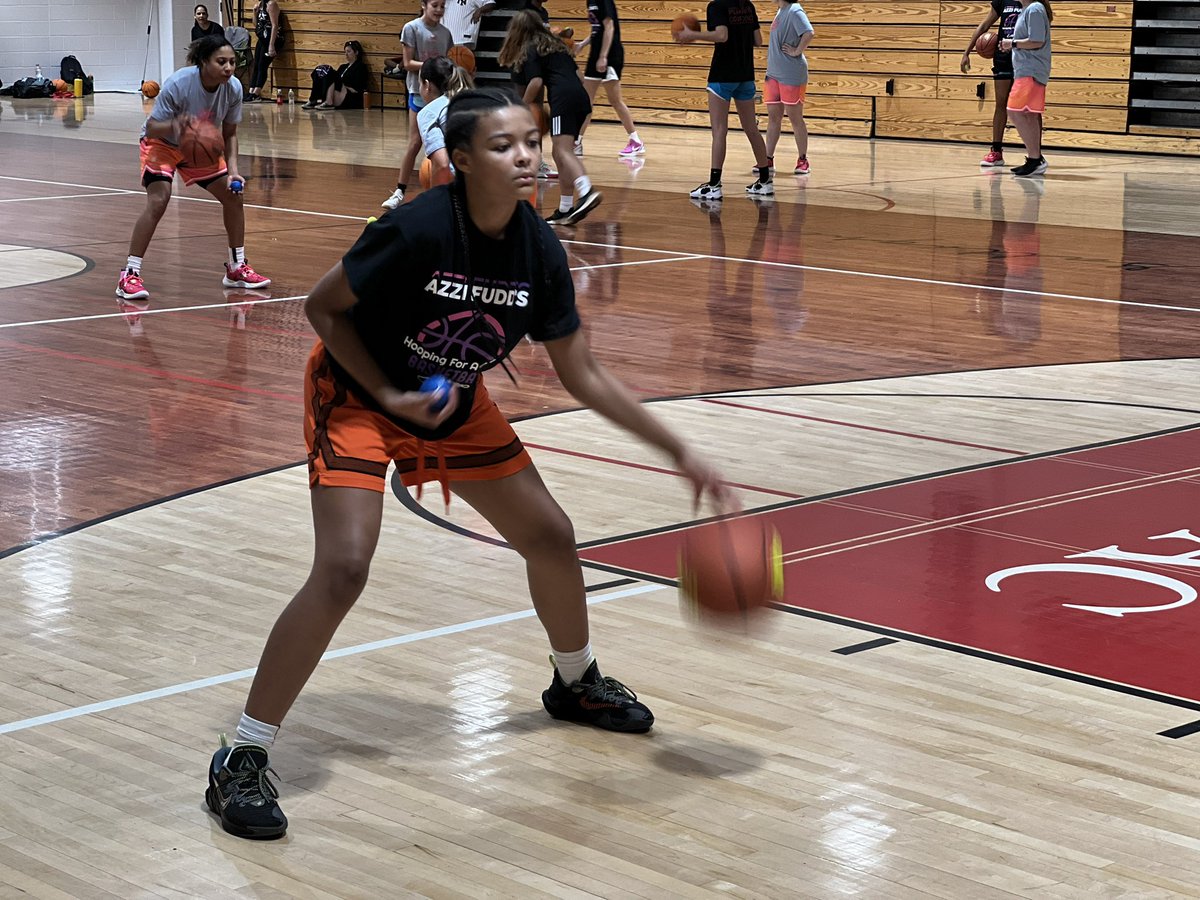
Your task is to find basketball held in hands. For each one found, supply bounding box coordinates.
[671,14,701,39]
[974,32,999,59]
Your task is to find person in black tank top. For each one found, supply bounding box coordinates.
[246,0,283,101]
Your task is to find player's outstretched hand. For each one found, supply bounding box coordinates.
[674,447,739,514]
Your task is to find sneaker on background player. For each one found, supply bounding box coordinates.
[690,182,723,200]
[381,187,404,209]
[794,156,810,175]
[1011,156,1048,177]
[223,261,271,289]
[618,137,645,157]
[745,179,774,197]
[116,269,149,301]
[980,148,1005,168]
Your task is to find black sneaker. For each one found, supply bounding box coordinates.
[562,189,603,226]
[545,208,572,225]
[1011,156,1048,177]
[542,659,654,733]
[205,739,288,839]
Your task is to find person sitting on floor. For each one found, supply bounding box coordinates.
[303,40,370,110]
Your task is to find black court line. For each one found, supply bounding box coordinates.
[1159,720,1200,739]
[832,637,898,655]
[586,578,637,593]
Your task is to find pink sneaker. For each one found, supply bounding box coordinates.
[222,262,272,289]
[618,138,645,157]
[980,149,1005,167]
[116,270,149,300]
[794,157,811,175]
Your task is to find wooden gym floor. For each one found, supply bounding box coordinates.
[2,93,1200,897]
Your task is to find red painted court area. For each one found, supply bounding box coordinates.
[583,426,1200,704]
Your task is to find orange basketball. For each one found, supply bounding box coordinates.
[671,14,700,38]
[447,45,476,75]
[678,518,784,623]
[974,31,999,60]
[419,157,454,189]
[52,79,68,94]
[550,26,576,53]
[177,117,223,167]
[142,80,161,98]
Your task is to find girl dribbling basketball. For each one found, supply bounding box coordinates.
[204,88,730,841]
[116,35,270,303]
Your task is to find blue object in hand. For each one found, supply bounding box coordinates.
[421,374,451,412]
[229,178,244,194]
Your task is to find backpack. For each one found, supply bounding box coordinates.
[12,77,54,99]
[225,25,251,51]
[59,55,94,94]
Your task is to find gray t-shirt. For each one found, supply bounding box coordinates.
[142,66,243,144]
[400,17,454,94]
[766,3,813,85]
[1012,2,1051,84]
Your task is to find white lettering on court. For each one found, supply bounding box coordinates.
[985,530,1200,617]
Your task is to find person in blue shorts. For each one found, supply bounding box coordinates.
[675,0,772,200]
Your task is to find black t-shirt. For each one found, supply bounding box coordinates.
[587,0,620,57]
[191,21,226,41]
[517,47,588,108]
[707,0,760,83]
[338,185,580,440]
[991,0,1022,64]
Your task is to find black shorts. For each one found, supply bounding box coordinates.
[992,51,1014,82]
[548,92,591,138]
[584,46,624,81]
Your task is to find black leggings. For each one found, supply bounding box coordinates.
[309,69,337,104]
[250,38,280,91]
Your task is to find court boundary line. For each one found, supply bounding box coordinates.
[4,173,1195,314]
[0,582,665,736]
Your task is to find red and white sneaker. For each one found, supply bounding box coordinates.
[980,149,1005,167]
[116,270,149,301]
[794,157,811,175]
[222,262,272,289]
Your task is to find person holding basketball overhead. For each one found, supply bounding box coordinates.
[961,0,1023,168]
[676,0,773,199]
[1001,0,1052,176]
[203,87,730,840]
[500,10,602,224]
[116,35,270,303]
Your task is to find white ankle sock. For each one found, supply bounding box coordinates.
[559,195,573,213]
[126,255,142,275]
[629,131,641,144]
[228,246,246,268]
[552,643,594,684]
[574,175,592,201]
[234,712,279,749]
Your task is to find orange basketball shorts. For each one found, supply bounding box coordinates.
[139,136,227,186]
[304,343,532,494]
[764,77,807,106]
[1006,77,1047,114]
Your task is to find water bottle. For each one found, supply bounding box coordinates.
[287,88,295,106]
[35,64,42,79]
